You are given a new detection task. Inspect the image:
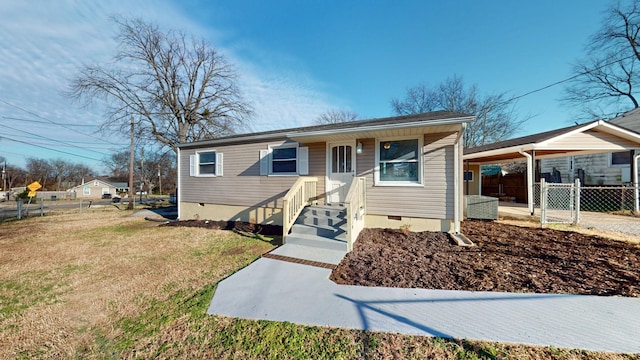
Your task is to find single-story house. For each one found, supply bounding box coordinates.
[67,179,123,199]
[177,111,474,243]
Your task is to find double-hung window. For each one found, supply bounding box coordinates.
[376,138,422,185]
[271,146,298,174]
[189,150,223,177]
[259,143,309,176]
[198,151,216,175]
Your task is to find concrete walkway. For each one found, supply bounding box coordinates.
[209,250,640,354]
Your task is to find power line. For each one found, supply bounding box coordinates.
[1,115,99,127]
[0,98,123,146]
[2,130,125,147]
[0,135,104,162]
[2,123,111,157]
[510,54,637,102]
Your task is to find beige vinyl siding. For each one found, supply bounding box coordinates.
[357,132,456,220]
[543,130,639,150]
[306,142,327,204]
[180,139,325,209]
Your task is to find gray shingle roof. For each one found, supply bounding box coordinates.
[180,111,473,148]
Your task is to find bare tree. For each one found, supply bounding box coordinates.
[5,165,26,191]
[104,150,131,182]
[562,0,640,119]
[69,17,252,154]
[25,158,53,190]
[313,109,359,125]
[391,75,527,148]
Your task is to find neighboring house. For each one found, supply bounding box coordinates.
[463,120,640,213]
[177,111,474,234]
[541,109,640,185]
[67,179,120,198]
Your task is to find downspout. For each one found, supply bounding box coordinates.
[634,151,640,214]
[453,123,467,234]
[519,149,534,215]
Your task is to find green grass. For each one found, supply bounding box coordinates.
[0,266,77,320]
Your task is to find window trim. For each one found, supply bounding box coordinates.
[609,151,632,167]
[195,150,218,177]
[268,143,299,176]
[374,136,424,187]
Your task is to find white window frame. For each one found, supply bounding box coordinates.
[83,186,90,195]
[268,143,299,176]
[610,151,631,167]
[374,136,424,187]
[190,149,223,177]
[196,150,217,177]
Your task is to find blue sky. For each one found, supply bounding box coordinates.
[0,0,615,172]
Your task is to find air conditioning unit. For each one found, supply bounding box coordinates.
[464,195,498,220]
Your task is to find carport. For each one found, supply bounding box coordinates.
[463,120,640,215]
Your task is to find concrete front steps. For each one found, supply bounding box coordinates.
[268,205,348,265]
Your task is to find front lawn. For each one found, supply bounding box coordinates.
[0,209,634,359]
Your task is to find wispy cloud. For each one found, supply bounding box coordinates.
[0,0,342,169]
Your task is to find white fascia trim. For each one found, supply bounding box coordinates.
[463,144,535,161]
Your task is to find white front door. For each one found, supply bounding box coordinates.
[327,141,355,204]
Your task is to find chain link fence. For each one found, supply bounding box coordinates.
[0,198,106,222]
[539,179,640,235]
[540,180,577,225]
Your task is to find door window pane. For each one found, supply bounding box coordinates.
[332,145,353,173]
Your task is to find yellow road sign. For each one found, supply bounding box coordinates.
[28,190,37,197]
[27,181,42,192]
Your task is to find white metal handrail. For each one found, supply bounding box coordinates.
[282,177,317,242]
[344,177,366,252]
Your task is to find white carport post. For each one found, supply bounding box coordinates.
[519,149,534,215]
[453,123,466,234]
[634,151,640,214]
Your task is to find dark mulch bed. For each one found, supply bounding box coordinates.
[330,220,640,297]
[162,220,283,236]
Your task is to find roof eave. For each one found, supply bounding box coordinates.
[179,115,474,148]
[289,116,473,140]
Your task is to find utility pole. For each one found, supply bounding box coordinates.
[127,117,135,210]
[157,164,162,195]
[140,147,144,203]
[2,161,6,200]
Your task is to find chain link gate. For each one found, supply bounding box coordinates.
[540,178,579,226]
